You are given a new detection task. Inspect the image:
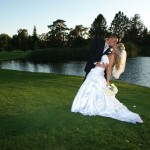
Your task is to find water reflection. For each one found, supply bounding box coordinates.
[119,57,150,87]
[0,57,150,88]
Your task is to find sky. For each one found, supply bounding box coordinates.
[1,0,150,36]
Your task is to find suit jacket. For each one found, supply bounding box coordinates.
[84,38,112,73]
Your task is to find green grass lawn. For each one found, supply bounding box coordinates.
[0,69,149,150]
[0,51,31,61]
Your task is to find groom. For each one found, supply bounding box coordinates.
[84,33,118,79]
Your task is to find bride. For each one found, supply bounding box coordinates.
[71,43,143,124]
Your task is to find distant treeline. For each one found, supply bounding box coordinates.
[0,11,150,58]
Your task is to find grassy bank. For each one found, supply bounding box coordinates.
[0,51,31,61]
[28,47,88,63]
[0,69,149,150]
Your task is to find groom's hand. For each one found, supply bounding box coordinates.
[96,62,108,68]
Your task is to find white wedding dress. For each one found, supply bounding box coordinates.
[71,55,143,124]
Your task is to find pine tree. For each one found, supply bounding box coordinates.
[89,14,107,39]
[32,26,39,50]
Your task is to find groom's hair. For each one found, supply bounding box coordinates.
[107,33,118,39]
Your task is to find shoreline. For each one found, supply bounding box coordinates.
[0,68,149,89]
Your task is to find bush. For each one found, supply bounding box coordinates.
[124,42,139,57]
[139,45,150,56]
[28,47,88,63]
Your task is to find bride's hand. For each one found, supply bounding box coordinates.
[106,82,110,86]
[106,83,111,89]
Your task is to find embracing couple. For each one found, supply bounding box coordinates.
[71,34,143,124]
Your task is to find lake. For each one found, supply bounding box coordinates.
[0,57,150,88]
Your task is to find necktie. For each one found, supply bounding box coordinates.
[103,44,108,53]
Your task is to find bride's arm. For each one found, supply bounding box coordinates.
[106,53,116,85]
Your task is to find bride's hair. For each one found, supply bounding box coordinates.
[115,43,125,70]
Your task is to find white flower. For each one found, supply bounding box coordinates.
[104,83,118,96]
[110,48,113,51]
[110,83,118,94]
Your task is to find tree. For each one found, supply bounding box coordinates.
[17,29,28,51]
[12,34,19,50]
[31,26,39,50]
[47,19,70,47]
[89,14,107,39]
[38,33,48,48]
[109,11,130,40]
[0,34,12,51]
[68,25,89,47]
[123,14,145,45]
[138,28,150,56]
[140,27,149,46]
[70,25,88,38]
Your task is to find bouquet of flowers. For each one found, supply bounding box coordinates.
[104,83,118,96]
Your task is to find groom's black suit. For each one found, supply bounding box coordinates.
[84,38,112,78]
